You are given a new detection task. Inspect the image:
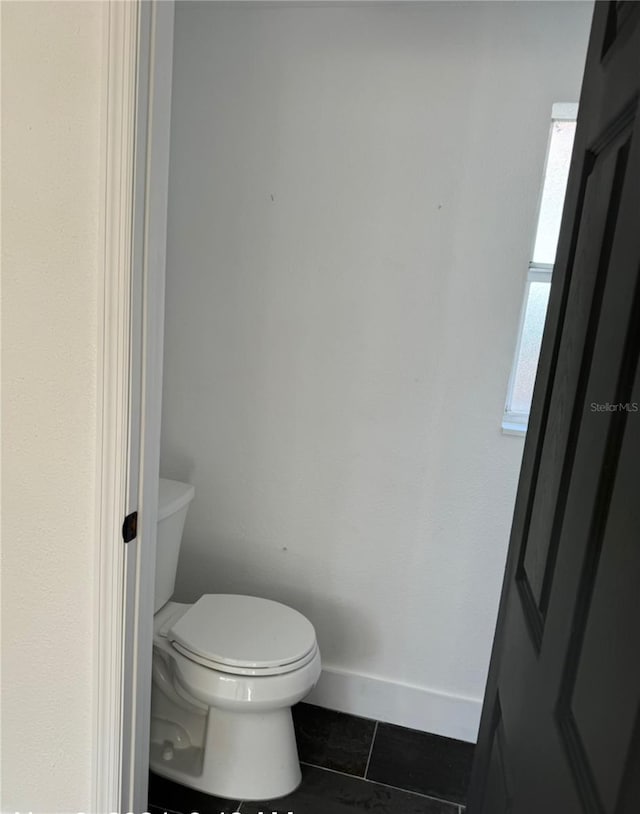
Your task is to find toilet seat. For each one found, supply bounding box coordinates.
[167,594,318,677]
[170,639,319,676]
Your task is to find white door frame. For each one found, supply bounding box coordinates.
[93,1,139,809]
[94,2,174,811]
[124,1,175,810]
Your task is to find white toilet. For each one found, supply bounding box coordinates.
[149,478,321,801]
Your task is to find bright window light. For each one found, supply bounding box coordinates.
[503,104,577,436]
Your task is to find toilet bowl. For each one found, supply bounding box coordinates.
[149,479,321,801]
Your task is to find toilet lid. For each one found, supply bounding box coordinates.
[168,594,317,673]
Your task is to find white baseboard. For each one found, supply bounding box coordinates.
[306,666,482,744]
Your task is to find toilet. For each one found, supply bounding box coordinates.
[149,478,321,801]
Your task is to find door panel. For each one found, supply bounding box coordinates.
[468,4,640,813]
[479,697,512,814]
[519,125,630,624]
[552,275,640,814]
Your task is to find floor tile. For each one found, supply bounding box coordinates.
[239,764,458,814]
[366,724,474,805]
[148,771,240,814]
[292,703,377,776]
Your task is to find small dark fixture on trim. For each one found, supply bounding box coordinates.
[122,511,138,543]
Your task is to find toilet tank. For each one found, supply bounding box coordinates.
[155,478,195,612]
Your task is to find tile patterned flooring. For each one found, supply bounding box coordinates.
[148,702,474,814]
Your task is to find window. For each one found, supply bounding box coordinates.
[503,103,578,435]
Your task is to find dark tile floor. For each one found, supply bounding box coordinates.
[148,702,474,814]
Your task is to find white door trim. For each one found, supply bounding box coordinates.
[122,2,175,810]
[93,1,140,811]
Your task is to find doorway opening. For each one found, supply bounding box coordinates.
[118,3,604,812]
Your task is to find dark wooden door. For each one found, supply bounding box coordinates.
[468,4,640,813]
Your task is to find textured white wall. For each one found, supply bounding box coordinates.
[161,2,591,738]
[1,2,105,809]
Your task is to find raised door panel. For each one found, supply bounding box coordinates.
[516,117,634,646]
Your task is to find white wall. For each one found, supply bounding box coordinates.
[161,1,592,741]
[1,2,106,810]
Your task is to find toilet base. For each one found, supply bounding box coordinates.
[150,705,302,802]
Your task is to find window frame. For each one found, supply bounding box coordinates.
[502,103,578,437]
[502,263,553,435]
